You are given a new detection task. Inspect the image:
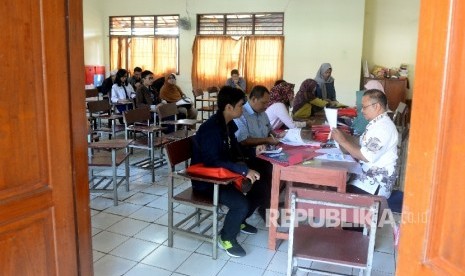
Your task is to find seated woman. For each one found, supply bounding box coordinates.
[135,70,160,108]
[291,78,321,118]
[111,68,136,114]
[265,80,312,130]
[159,73,198,119]
[315,63,339,106]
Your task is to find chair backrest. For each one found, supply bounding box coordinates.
[87,100,111,114]
[123,106,151,125]
[289,187,380,226]
[85,88,99,98]
[165,136,194,168]
[207,86,219,97]
[193,88,204,98]
[157,102,178,120]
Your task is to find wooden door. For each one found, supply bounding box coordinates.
[397,0,465,275]
[0,0,92,275]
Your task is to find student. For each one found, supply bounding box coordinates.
[111,69,136,114]
[98,69,117,98]
[128,66,142,90]
[135,70,160,108]
[159,73,198,119]
[191,86,261,258]
[265,80,312,130]
[292,78,320,118]
[225,69,246,92]
[332,89,398,198]
[314,63,338,105]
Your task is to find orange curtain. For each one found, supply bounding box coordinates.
[110,36,178,76]
[191,36,244,90]
[191,35,283,93]
[130,37,154,72]
[110,37,128,71]
[244,36,284,92]
[153,37,178,78]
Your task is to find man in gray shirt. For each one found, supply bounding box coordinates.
[226,69,246,92]
[234,85,280,221]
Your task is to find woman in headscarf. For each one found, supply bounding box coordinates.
[315,63,338,103]
[292,78,327,118]
[159,73,198,119]
[265,80,312,130]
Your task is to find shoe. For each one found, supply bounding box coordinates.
[240,222,258,234]
[218,237,246,258]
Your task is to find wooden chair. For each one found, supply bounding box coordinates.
[85,88,99,100]
[157,102,197,140]
[123,107,169,182]
[88,137,132,206]
[87,100,125,139]
[287,187,380,276]
[165,136,236,259]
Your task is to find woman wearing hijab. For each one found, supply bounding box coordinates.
[292,78,326,118]
[159,73,198,119]
[315,63,338,104]
[265,80,312,130]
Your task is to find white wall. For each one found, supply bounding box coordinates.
[83,0,105,65]
[362,0,420,98]
[83,0,418,104]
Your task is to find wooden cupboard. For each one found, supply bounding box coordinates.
[363,77,407,110]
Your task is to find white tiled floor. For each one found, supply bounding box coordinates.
[90,148,398,276]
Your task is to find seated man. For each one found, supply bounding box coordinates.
[332,89,398,198]
[128,66,142,90]
[234,85,281,220]
[191,86,262,258]
[225,69,246,92]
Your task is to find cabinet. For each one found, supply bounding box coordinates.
[363,77,407,111]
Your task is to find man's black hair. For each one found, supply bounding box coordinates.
[364,89,388,110]
[249,85,270,99]
[217,86,246,111]
[141,70,153,79]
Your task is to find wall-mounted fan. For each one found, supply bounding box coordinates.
[179,17,191,30]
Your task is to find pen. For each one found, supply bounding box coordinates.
[270,133,277,143]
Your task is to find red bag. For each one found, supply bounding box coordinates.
[186,163,252,193]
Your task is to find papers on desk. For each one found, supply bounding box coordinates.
[280,128,320,146]
[314,148,363,174]
[314,148,354,162]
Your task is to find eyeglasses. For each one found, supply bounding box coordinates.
[361,102,378,110]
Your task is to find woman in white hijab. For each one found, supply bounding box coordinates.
[315,63,338,104]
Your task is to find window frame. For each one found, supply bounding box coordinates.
[109,15,180,74]
[196,13,284,36]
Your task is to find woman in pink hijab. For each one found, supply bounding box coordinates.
[364,80,384,92]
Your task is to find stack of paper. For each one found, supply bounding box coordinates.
[280,128,320,146]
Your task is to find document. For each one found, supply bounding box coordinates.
[280,128,320,146]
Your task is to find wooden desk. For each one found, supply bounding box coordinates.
[268,159,350,250]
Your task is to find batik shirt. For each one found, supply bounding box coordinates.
[350,112,398,198]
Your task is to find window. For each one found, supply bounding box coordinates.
[197,13,284,35]
[109,15,179,76]
[193,13,284,92]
